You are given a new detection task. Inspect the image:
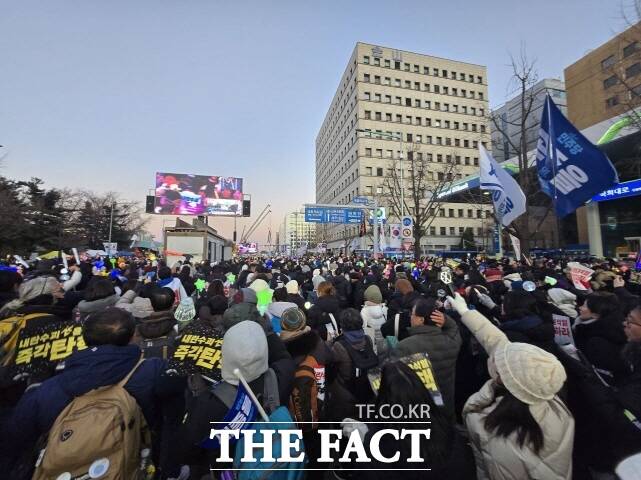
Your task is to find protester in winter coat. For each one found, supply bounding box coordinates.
[72,277,120,322]
[557,302,641,475]
[499,290,556,353]
[547,288,578,319]
[280,307,332,478]
[354,361,476,479]
[0,275,70,321]
[394,298,461,418]
[448,293,574,480]
[361,284,388,353]
[307,281,342,341]
[2,308,183,473]
[382,279,423,340]
[327,308,377,421]
[330,266,351,308]
[574,291,627,376]
[173,321,275,477]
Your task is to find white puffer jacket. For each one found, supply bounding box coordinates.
[361,303,387,354]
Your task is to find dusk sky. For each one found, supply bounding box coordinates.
[0,0,630,245]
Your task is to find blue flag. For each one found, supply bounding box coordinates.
[536,95,618,217]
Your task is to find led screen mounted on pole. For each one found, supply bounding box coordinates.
[154,172,243,216]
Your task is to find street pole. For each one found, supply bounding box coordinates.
[108,202,114,243]
[398,135,405,217]
[372,200,379,260]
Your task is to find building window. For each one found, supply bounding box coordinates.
[376,149,383,157]
[385,95,391,103]
[449,209,454,217]
[375,112,382,120]
[440,227,446,235]
[385,113,392,121]
[395,78,401,87]
[467,209,473,218]
[364,73,370,82]
[430,226,436,235]
[459,227,465,234]
[364,56,370,64]
[376,186,383,194]
[606,95,619,108]
[404,63,410,71]
[376,167,383,176]
[374,75,381,84]
[414,82,421,90]
[365,110,371,119]
[385,59,391,68]
[602,54,616,70]
[374,93,381,102]
[603,75,618,89]
[365,148,372,156]
[626,62,641,78]
[364,92,371,100]
[624,41,639,58]
[366,185,373,194]
[434,85,440,94]
[477,75,483,83]
[473,157,479,166]
[449,227,455,235]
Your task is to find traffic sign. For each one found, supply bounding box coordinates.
[304,206,364,224]
[402,227,413,238]
[401,215,413,239]
[402,216,413,227]
[352,196,370,205]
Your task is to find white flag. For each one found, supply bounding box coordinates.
[509,234,521,260]
[479,145,526,226]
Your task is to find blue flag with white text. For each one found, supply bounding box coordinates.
[536,95,618,217]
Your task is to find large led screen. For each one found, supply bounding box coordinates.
[154,172,243,216]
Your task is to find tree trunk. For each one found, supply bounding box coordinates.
[413,225,423,261]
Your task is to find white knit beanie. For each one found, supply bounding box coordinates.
[493,342,566,405]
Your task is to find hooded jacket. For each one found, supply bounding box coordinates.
[3,344,172,458]
[383,290,423,340]
[394,316,461,418]
[460,309,574,480]
[73,293,120,322]
[547,288,578,319]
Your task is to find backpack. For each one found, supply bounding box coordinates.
[289,355,326,430]
[32,358,150,480]
[336,336,378,403]
[0,313,50,366]
[138,332,177,360]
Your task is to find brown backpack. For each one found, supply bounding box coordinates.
[32,358,150,480]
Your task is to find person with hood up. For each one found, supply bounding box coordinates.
[266,287,298,334]
[223,288,264,329]
[447,292,574,480]
[574,291,627,376]
[174,321,274,478]
[307,281,341,342]
[360,284,387,354]
[71,276,119,322]
[547,288,578,319]
[394,298,461,419]
[382,279,422,341]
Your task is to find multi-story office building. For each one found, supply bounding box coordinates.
[491,78,567,163]
[279,210,316,254]
[565,22,641,130]
[315,42,493,253]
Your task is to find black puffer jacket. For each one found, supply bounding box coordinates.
[499,314,556,354]
[307,295,341,341]
[394,316,462,418]
[330,274,351,309]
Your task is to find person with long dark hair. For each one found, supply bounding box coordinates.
[448,293,573,480]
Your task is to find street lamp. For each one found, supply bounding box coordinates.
[356,129,405,216]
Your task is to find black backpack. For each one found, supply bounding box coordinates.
[139,333,177,359]
[337,335,378,403]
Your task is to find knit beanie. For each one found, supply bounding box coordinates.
[285,280,299,295]
[221,321,268,385]
[493,342,566,405]
[280,307,310,342]
[363,285,383,304]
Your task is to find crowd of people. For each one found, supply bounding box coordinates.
[1,251,641,479]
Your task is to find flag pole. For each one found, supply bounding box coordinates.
[546,94,564,249]
[233,368,269,422]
